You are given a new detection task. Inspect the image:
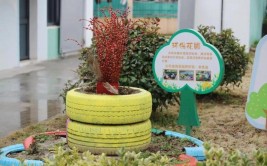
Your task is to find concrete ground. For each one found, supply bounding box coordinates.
[0,56,80,138]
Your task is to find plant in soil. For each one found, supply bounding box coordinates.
[142,133,196,159]
[198,143,267,166]
[62,7,155,158]
[61,18,179,111]
[84,8,136,95]
[44,146,172,166]
[6,133,196,164]
[120,18,179,111]
[4,133,267,165]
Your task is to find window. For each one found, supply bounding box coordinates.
[47,0,61,25]
[95,0,112,3]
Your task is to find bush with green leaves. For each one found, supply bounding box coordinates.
[61,18,179,112]
[44,143,267,165]
[198,143,267,166]
[59,47,96,106]
[44,146,171,166]
[119,18,179,111]
[198,25,250,87]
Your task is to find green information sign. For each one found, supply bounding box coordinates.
[152,29,224,135]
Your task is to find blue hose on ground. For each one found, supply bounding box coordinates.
[151,128,206,161]
[0,144,43,166]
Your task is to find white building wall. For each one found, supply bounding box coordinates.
[60,0,85,54]
[29,0,48,61]
[194,0,222,33]
[223,0,251,50]
[193,0,251,51]
[84,0,94,47]
[0,0,20,70]
[178,0,196,29]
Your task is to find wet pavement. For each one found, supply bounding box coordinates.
[0,56,79,138]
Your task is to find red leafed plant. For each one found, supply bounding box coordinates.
[87,8,134,94]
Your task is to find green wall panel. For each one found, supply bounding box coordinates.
[93,1,178,18]
[94,1,126,17]
[47,27,60,60]
[133,1,177,18]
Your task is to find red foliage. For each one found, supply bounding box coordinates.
[87,8,134,83]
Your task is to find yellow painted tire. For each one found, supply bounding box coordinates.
[67,120,151,154]
[66,87,152,124]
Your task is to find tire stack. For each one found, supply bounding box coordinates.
[66,87,152,154]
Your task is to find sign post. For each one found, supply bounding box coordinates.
[152,29,224,135]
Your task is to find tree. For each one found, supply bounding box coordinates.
[247,83,267,129]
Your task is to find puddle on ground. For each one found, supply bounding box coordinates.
[0,56,79,138]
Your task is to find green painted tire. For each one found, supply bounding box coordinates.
[67,120,151,154]
[66,87,152,124]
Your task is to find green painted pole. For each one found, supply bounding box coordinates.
[186,126,192,136]
[177,86,200,136]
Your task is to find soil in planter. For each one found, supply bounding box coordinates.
[7,133,197,162]
[142,133,197,158]
[7,135,67,161]
[76,86,140,95]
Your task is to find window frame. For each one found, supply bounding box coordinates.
[47,0,61,26]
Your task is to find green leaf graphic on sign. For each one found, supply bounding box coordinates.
[247,83,267,129]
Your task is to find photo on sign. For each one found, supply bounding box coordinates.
[196,70,211,81]
[179,70,194,81]
[163,69,178,80]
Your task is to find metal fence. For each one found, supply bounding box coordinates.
[94,0,178,18]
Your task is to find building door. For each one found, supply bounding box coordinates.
[19,0,29,61]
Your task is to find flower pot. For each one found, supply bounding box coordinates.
[66,86,152,154]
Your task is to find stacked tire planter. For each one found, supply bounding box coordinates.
[0,86,204,166]
[66,87,152,154]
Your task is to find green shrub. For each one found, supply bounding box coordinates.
[119,18,179,111]
[61,18,179,112]
[44,146,171,166]
[44,144,267,166]
[59,47,97,106]
[198,25,249,87]
[198,143,267,166]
